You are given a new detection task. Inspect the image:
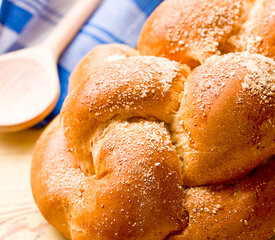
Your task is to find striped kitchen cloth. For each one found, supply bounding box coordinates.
[0,0,163,127]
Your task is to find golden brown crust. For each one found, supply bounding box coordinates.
[173,52,275,185]
[169,158,275,240]
[69,44,139,92]
[61,55,188,173]
[31,117,186,240]
[228,0,275,58]
[138,0,275,67]
[32,117,275,240]
[138,0,248,67]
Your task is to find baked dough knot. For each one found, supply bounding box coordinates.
[31,0,275,239]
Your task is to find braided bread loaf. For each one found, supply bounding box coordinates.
[31,0,275,239]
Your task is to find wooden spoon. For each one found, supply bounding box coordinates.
[0,0,102,132]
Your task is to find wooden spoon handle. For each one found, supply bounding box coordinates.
[44,0,102,59]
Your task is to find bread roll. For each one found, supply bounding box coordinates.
[138,0,275,67]
[31,117,186,240]
[173,52,275,185]
[169,158,275,240]
[61,54,188,173]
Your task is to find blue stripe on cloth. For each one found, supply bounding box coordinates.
[85,24,124,43]
[39,12,57,25]
[35,64,70,128]
[132,0,163,16]
[80,29,110,44]
[27,0,44,8]
[5,41,24,52]
[0,0,32,33]
[23,0,63,19]
[42,4,62,18]
[88,0,146,46]
[27,0,48,10]
[16,0,41,13]
[58,31,110,71]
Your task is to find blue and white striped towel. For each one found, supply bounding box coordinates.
[0,0,163,127]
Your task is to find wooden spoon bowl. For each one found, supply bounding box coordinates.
[0,46,60,132]
[0,0,102,132]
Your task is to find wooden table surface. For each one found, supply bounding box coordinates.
[0,128,65,240]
